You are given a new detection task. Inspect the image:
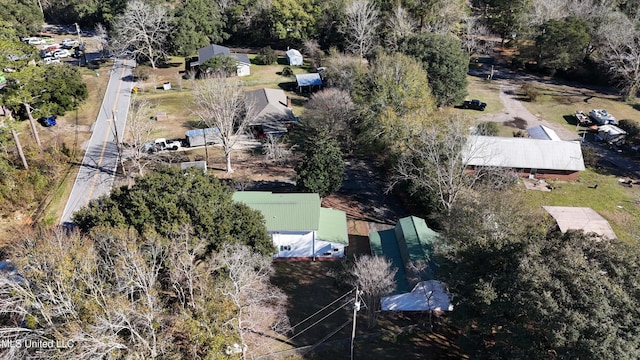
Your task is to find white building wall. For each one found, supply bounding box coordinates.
[237,64,250,77]
[271,231,345,258]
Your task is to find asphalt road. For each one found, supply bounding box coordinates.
[60,58,135,225]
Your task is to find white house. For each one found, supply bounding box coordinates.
[191,44,251,77]
[232,192,348,259]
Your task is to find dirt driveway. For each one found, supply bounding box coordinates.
[479,81,580,141]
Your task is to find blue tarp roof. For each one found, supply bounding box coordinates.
[295,73,322,87]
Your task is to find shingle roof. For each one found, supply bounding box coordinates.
[232,192,320,231]
[244,88,295,125]
[196,44,251,66]
[198,44,230,63]
[463,136,585,171]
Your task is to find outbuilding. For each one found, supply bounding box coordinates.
[295,73,322,93]
[285,49,303,66]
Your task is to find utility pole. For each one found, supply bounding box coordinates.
[112,111,127,180]
[350,287,360,360]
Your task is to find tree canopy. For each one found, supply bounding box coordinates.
[399,33,468,106]
[0,0,43,38]
[536,17,590,71]
[295,131,345,198]
[73,166,274,255]
[438,192,640,358]
[168,0,227,57]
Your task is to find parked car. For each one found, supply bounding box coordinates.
[22,37,45,45]
[38,116,57,127]
[61,38,78,46]
[53,49,70,58]
[462,99,487,111]
[43,57,60,65]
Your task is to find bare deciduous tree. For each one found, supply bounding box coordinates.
[214,244,290,359]
[344,0,381,58]
[123,95,155,177]
[462,16,495,56]
[110,0,171,69]
[348,255,397,329]
[385,5,416,51]
[262,134,294,165]
[303,88,357,151]
[191,75,258,173]
[302,39,324,68]
[390,114,485,212]
[597,11,640,101]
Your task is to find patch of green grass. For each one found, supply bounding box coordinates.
[463,76,503,118]
[519,168,640,243]
[521,83,640,132]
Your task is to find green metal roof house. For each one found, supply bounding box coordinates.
[232,192,348,259]
[369,216,438,293]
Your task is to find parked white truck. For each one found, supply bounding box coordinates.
[146,138,181,152]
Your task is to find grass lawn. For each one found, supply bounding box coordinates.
[519,168,640,243]
[132,55,312,141]
[464,75,503,118]
[520,82,640,132]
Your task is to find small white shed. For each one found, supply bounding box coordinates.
[286,49,303,66]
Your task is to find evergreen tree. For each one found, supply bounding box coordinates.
[295,132,345,198]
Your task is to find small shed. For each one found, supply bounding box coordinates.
[295,73,322,93]
[286,49,303,66]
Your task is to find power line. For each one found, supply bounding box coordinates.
[290,288,354,330]
[288,297,353,342]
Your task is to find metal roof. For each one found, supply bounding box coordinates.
[527,125,561,141]
[369,228,409,293]
[395,216,437,268]
[463,136,585,171]
[244,88,295,125]
[286,49,302,58]
[543,206,617,239]
[317,208,348,244]
[295,73,322,87]
[232,192,321,231]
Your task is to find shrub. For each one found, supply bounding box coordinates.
[521,83,539,101]
[281,66,294,76]
[618,119,640,141]
[476,122,499,136]
[255,46,278,65]
[133,66,150,81]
